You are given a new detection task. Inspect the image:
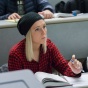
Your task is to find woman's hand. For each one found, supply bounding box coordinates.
[38,10,54,19]
[8,13,21,20]
[68,55,83,74]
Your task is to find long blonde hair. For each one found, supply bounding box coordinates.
[25,30,47,61]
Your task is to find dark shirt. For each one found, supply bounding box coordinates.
[0,0,54,20]
[64,0,86,13]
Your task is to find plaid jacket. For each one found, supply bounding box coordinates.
[8,38,81,77]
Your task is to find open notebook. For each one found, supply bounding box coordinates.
[64,73,88,88]
[34,72,72,87]
[34,72,88,88]
[53,13,74,18]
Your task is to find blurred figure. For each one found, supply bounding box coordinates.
[0,0,54,20]
[64,0,86,13]
[55,1,65,13]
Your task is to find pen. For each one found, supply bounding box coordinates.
[70,54,75,64]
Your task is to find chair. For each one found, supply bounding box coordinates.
[0,63,8,73]
[83,58,88,72]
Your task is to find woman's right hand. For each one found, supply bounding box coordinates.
[8,13,21,20]
[68,55,82,74]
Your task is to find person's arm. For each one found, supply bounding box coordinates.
[8,13,21,20]
[0,14,11,20]
[48,39,81,77]
[35,0,54,19]
[35,0,54,13]
[68,55,82,74]
[0,0,11,20]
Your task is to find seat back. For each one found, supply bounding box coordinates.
[0,63,8,73]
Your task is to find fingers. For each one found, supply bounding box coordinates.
[8,13,21,20]
[70,54,75,64]
[43,13,53,19]
[38,10,54,19]
[72,54,75,59]
[68,54,83,74]
[15,13,21,19]
[70,54,82,70]
[74,59,82,69]
[38,12,44,18]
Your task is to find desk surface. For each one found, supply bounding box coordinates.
[46,13,88,24]
[0,20,17,29]
[47,73,88,88]
[0,13,88,29]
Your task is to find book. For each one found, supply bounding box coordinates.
[34,72,72,87]
[53,13,74,18]
[64,73,88,87]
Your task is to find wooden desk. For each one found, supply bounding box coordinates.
[0,15,88,65]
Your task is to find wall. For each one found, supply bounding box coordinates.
[47,21,88,60]
[0,28,24,66]
[0,20,88,66]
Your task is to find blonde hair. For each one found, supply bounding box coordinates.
[25,30,47,62]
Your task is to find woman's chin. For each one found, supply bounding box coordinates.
[41,40,46,44]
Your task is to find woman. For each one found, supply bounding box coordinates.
[8,12,82,77]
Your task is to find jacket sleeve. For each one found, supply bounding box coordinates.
[0,14,10,20]
[35,0,54,13]
[8,51,23,71]
[48,39,81,77]
[0,0,10,20]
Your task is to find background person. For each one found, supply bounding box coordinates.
[0,0,54,20]
[64,0,86,13]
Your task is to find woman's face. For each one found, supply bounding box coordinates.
[31,19,47,45]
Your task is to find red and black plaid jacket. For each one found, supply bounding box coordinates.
[8,38,81,77]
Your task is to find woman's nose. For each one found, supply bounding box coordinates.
[41,28,46,34]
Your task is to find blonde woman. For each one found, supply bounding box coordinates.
[8,12,82,77]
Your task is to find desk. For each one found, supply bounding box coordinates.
[1,14,88,28]
[0,20,16,29]
[47,86,74,88]
[47,85,87,88]
[0,15,88,65]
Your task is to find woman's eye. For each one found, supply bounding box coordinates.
[35,28,39,31]
[43,25,46,29]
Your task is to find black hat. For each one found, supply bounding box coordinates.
[17,12,43,35]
